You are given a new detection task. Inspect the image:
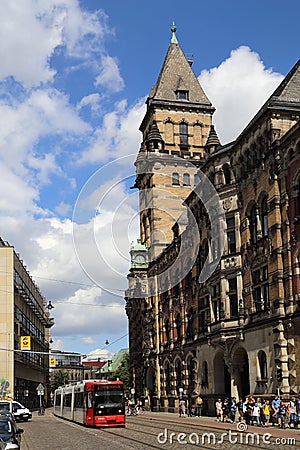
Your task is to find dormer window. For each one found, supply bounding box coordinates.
[176,90,189,100]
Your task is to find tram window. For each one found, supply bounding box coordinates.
[74,392,84,408]
[63,393,71,407]
[87,392,93,408]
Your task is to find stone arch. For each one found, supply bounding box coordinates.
[232,346,250,399]
[214,352,230,396]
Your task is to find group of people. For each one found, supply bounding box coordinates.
[215,394,300,429]
[179,395,203,417]
[126,398,143,415]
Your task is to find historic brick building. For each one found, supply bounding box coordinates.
[125,26,300,413]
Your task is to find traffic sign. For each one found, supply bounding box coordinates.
[36,383,44,396]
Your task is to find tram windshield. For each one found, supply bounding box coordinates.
[94,388,124,409]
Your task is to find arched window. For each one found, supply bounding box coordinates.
[223,164,231,184]
[258,351,268,380]
[201,361,209,388]
[194,173,200,185]
[183,173,190,186]
[261,195,268,237]
[186,308,194,341]
[175,360,182,391]
[179,122,188,147]
[187,357,195,390]
[175,313,181,340]
[165,318,170,343]
[172,172,180,185]
[165,362,171,394]
[250,204,257,243]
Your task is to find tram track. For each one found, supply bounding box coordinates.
[100,415,300,450]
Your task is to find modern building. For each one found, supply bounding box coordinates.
[49,350,86,385]
[125,25,300,413]
[0,238,54,409]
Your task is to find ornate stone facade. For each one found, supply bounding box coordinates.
[125,27,300,413]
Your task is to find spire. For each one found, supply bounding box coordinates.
[145,121,164,152]
[147,29,212,106]
[205,125,221,153]
[171,21,178,44]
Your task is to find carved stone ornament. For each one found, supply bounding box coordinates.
[223,198,232,211]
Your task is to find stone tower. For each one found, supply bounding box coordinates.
[134,24,216,260]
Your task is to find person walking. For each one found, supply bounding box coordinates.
[196,395,203,417]
[179,399,186,417]
[215,398,223,422]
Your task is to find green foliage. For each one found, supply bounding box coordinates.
[111,353,130,392]
[51,370,69,391]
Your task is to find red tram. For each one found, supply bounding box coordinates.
[54,380,125,427]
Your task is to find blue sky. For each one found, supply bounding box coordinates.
[0,0,299,360]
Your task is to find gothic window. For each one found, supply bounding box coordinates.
[228,278,238,317]
[212,283,221,322]
[226,216,236,254]
[198,296,209,332]
[179,122,188,147]
[258,350,268,380]
[187,357,195,390]
[172,172,180,185]
[201,361,209,388]
[261,195,268,237]
[165,362,171,394]
[223,164,231,184]
[175,359,182,391]
[252,266,269,312]
[183,173,190,186]
[250,204,257,243]
[175,313,181,340]
[165,318,170,343]
[186,308,194,341]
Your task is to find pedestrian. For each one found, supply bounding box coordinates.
[263,400,271,427]
[230,397,237,423]
[237,398,244,421]
[271,394,281,426]
[215,398,223,422]
[288,397,297,429]
[195,395,203,417]
[222,397,230,422]
[251,402,260,426]
[179,399,186,417]
[276,401,287,429]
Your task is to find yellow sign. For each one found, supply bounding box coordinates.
[49,357,56,367]
[20,336,31,350]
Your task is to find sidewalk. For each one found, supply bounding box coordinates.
[143,410,300,441]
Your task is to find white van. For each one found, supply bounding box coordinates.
[0,401,32,422]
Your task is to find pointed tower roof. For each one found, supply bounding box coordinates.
[147,24,212,106]
[205,125,221,149]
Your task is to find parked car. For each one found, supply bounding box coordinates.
[0,416,23,450]
[0,401,32,422]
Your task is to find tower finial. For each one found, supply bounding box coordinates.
[171,21,178,44]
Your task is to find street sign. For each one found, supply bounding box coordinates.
[20,336,31,350]
[36,383,44,396]
[49,357,56,367]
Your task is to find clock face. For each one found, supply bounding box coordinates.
[135,254,145,263]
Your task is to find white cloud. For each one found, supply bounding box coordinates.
[82,337,97,345]
[79,98,146,164]
[0,0,108,87]
[95,55,125,93]
[77,93,101,112]
[199,46,284,143]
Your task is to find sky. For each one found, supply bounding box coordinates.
[0,0,299,360]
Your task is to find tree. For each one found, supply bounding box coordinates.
[112,353,130,392]
[51,370,69,392]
